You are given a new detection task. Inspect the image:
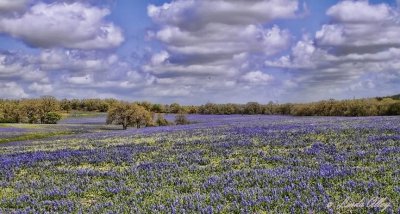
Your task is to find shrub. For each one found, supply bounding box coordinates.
[156,114,170,126]
[43,112,62,124]
[175,112,189,125]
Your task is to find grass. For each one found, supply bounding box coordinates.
[0,131,72,144]
[0,123,43,129]
[62,111,107,118]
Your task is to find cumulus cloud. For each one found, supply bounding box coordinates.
[0,2,124,49]
[147,0,296,62]
[28,82,53,94]
[145,0,299,98]
[316,1,400,52]
[266,0,400,101]
[148,0,296,52]
[267,38,400,88]
[326,0,391,23]
[266,37,319,69]
[48,50,154,92]
[242,71,273,85]
[152,24,290,58]
[39,50,117,73]
[0,82,27,98]
[64,74,93,85]
[2,0,399,103]
[0,48,156,99]
[148,0,298,28]
[0,52,48,82]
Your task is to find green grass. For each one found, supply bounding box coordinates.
[0,123,44,129]
[63,111,106,118]
[0,131,72,144]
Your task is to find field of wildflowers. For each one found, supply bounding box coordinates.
[0,115,399,213]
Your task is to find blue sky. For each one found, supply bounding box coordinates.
[0,0,399,104]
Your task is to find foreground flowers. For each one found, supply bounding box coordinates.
[0,115,399,213]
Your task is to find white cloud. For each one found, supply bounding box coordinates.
[266,37,320,69]
[148,0,298,28]
[327,1,391,23]
[0,82,27,98]
[64,74,93,85]
[39,50,108,72]
[144,87,192,97]
[316,1,400,49]
[0,48,156,100]
[145,0,298,98]
[28,82,53,94]
[150,51,169,65]
[0,2,124,49]
[265,1,400,98]
[267,37,400,83]
[3,0,398,103]
[0,52,47,82]
[242,71,273,84]
[153,24,290,57]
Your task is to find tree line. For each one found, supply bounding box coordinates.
[0,97,191,128]
[0,96,61,124]
[1,95,399,125]
[146,96,400,117]
[195,98,400,116]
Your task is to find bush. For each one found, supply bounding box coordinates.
[43,112,62,124]
[156,114,170,126]
[175,113,189,125]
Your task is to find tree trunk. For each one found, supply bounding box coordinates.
[123,117,128,130]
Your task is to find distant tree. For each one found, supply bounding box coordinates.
[1,101,21,123]
[151,104,165,113]
[387,102,400,115]
[170,103,182,114]
[20,99,40,123]
[0,109,3,123]
[70,99,80,110]
[185,105,199,114]
[200,103,217,114]
[131,105,153,128]
[98,102,109,112]
[105,99,119,110]
[156,113,169,126]
[107,102,129,129]
[43,112,62,124]
[107,103,153,130]
[221,104,235,115]
[39,96,60,124]
[264,101,275,115]
[244,102,262,114]
[278,103,293,115]
[181,105,198,114]
[60,99,72,113]
[175,112,189,125]
[139,101,153,111]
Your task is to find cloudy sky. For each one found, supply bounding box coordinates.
[0,0,399,104]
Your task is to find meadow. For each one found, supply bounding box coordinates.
[0,115,399,213]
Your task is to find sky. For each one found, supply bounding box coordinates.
[0,0,399,104]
